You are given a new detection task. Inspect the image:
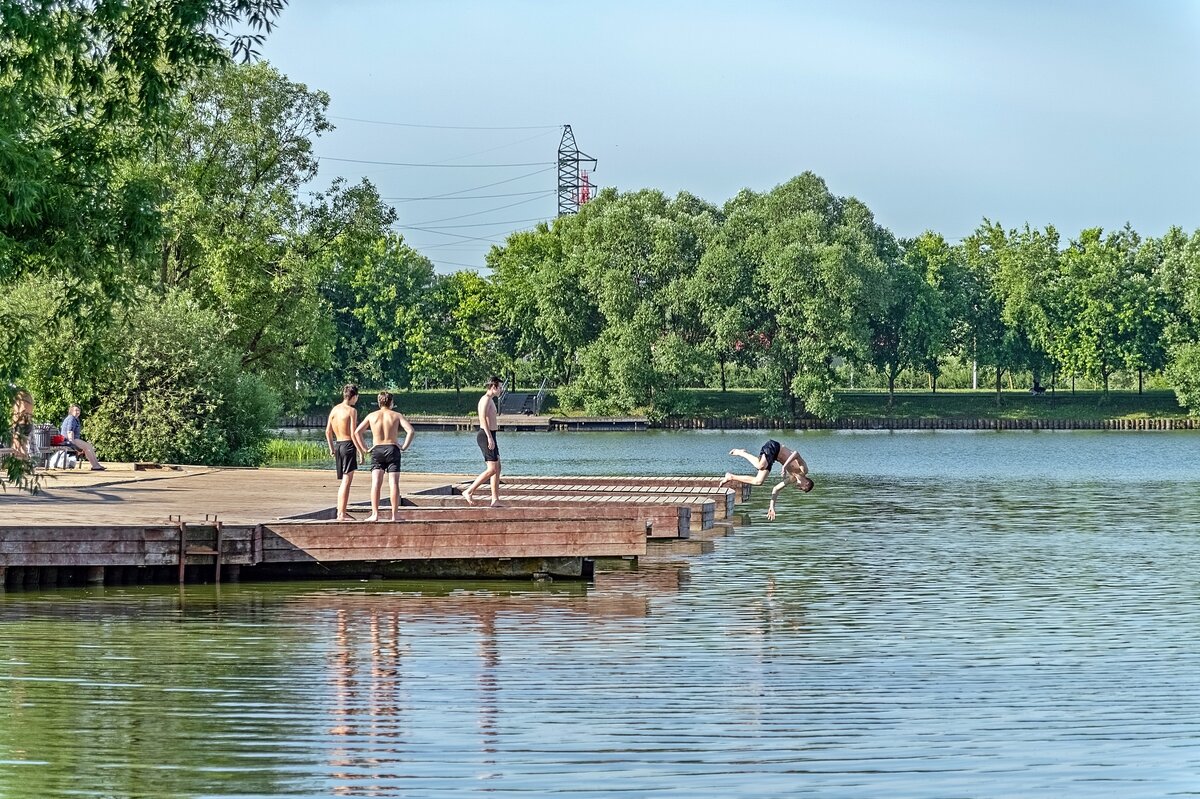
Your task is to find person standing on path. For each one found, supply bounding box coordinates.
[60,404,105,470]
[463,376,504,507]
[353,391,414,522]
[325,384,361,521]
[719,440,813,520]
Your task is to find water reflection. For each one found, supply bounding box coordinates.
[4,432,1200,796]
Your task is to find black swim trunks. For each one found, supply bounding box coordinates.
[333,440,357,479]
[476,429,499,462]
[759,439,781,470]
[371,444,402,473]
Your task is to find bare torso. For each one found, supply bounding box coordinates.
[776,444,808,476]
[367,408,404,446]
[327,403,357,441]
[478,393,497,432]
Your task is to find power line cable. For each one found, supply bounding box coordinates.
[331,115,560,131]
[404,193,552,226]
[401,217,548,230]
[388,166,555,202]
[318,155,553,168]
[382,189,552,201]
[428,129,561,165]
[403,226,511,243]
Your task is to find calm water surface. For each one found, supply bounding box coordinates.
[3,430,1200,798]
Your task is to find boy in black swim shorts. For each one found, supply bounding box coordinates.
[326,384,362,521]
[463,376,505,507]
[353,391,415,522]
[720,440,814,520]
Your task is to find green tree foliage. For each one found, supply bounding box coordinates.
[901,232,966,390]
[87,290,279,465]
[706,174,889,419]
[553,189,720,414]
[1056,227,1156,393]
[151,62,400,408]
[865,243,948,405]
[322,232,436,391]
[407,271,499,392]
[487,222,595,384]
[1,0,285,486]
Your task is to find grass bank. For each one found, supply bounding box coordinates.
[306,388,1189,421]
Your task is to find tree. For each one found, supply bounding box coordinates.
[865,248,947,406]
[408,271,499,392]
[322,232,436,391]
[1,0,286,488]
[152,62,398,408]
[960,222,1039,401]
[708,174,889,419]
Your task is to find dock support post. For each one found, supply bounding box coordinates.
[23,567,40,589]
[86,566,105,585]
[0,566,6,590]
[42,567,58,587]
[224,564,240,583]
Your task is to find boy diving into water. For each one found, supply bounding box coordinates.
[719,440,814,520]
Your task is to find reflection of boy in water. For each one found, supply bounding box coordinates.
[720,440,814,520]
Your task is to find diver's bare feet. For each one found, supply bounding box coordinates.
[718,473,734,488]
[489,500,503,508]
[364,513,379,522]
[462,489,475,505]
[336,514,355,522]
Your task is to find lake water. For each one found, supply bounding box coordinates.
[3,430,1200,797]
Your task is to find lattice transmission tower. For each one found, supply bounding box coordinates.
[557,124,597,216]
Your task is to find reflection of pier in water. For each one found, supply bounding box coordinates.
[312,566,688,794]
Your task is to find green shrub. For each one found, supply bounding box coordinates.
[88,290,280,465]
[1167,343,1200,416]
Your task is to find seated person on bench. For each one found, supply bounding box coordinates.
[60,404,105,471]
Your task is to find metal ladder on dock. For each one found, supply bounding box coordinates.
[172,514,223,584]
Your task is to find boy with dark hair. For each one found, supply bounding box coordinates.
[325,384,361,521]
[720,440,814,520]
[463,376,504,507]
[354,391,414,522]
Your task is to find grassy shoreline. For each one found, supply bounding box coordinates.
[292,388,1190,422]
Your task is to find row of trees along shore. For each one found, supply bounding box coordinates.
[6,6,1200,480]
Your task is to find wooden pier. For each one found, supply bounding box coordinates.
[0,466,747,587]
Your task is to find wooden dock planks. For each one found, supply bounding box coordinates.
[399,494,701,538]
[0,524,256,567]
[496,476,751,504]
[262,506,647,563]
[0,471,749,584]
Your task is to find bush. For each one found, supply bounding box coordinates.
[1167,343,1200,417]
[88,290,280,465]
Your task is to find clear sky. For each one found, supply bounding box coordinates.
[259,0,1200,272]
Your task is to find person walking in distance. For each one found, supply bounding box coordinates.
[324,384,361,521]
[462,376,504,507]
[353,391,414,522]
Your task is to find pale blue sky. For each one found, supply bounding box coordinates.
[260,1,1200,271]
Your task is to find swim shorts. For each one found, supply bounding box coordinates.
[759,439,781,470]
[476,429,499,462]
[333,440,357,479]
[371,444,402,473]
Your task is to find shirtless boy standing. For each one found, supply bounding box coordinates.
[462,376,504,507]
[720,440,814,520]
[325,384,361,521]
[353,391,415,522]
